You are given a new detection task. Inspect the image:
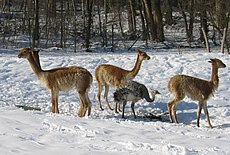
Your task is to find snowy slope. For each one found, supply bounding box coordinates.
[0,48,230,155]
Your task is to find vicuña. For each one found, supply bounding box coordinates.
[167,58,226,128]
[95,50,150,111]
[18,48,93,117]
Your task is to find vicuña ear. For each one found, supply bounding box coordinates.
[26,47,33,52]
[208,59,214,63]
[33,48,41,52]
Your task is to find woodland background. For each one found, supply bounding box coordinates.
[0,0,229,53]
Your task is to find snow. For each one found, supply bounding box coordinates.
[0,48,230,155]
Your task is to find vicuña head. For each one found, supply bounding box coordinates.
[18,47,93,117]
[95,50,150,111]
[167,58,226,128]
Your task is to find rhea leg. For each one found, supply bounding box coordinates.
[122,101,127,118]
[115,102,119,113]
[115,102,122,113]
[117,102,122,112]
[131,102,136,119]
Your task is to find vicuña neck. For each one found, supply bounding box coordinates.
[129,55,142,78]
[27,53,43,77]
[211,64,219,88]
[32,52,42,70]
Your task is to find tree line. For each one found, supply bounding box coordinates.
[0,0,229,53]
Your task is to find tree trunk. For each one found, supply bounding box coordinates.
[60,0,64,48]
[32,0,39,48]
[138,0,146,40]
[178,0,194,44]
[142,0,157,41]
[221,27,227,53]
[128,0,136,34]
[85,0,93,51]
[221,13,229,53]
[72,0,77,52]
[199,8,208,43]
[201,27,210,52]
[216,0,227,29]
[153,0,165,42]
[103,0,108,47]
[165,0,173,25]
[188,0,194,43]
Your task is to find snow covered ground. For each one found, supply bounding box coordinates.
[0,48,230,155]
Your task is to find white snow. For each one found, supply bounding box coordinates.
[0,48,230,155]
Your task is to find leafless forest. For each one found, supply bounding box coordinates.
[0,0,229,53]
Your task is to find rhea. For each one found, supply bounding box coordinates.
[95,50,150,111]
[114,81,160,118]
[18,48,93,117]
[167,58,226,128]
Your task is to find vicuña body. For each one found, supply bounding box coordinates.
[114,84,160,118]
[167,58,226,128]
[95,51,150,111]
[18,48,93,117]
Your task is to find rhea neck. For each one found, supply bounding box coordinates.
[27,52,43,77]
[129,54,143,78]
[144,92,156,102]
[211,63,219,88]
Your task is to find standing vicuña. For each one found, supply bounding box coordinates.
[114,81,160,118]
[167,58,226,128]
[95,51,150,111]
[18,48,93,117]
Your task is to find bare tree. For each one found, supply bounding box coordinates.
[142,0,157,41]
[153,0,165,41]
[128,0,137,36]
[178,0,195,44]
[32,0,40,48]
[84,0,93,51]
[164,0,173,25]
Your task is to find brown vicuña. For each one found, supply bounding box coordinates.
[18,48,93,117]
[95,50,150,111]
[167,58,226,128]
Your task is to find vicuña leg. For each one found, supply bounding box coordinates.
[104,83,113,110]
[168,95,184,123]
[203,102,213,128]
[167,101,174,123]
[172,103,179,124]
[97,82,104,110]
[86,93,92,116]
[78,91,89,117]
[197,101,203,127]
[51,89,59,113]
